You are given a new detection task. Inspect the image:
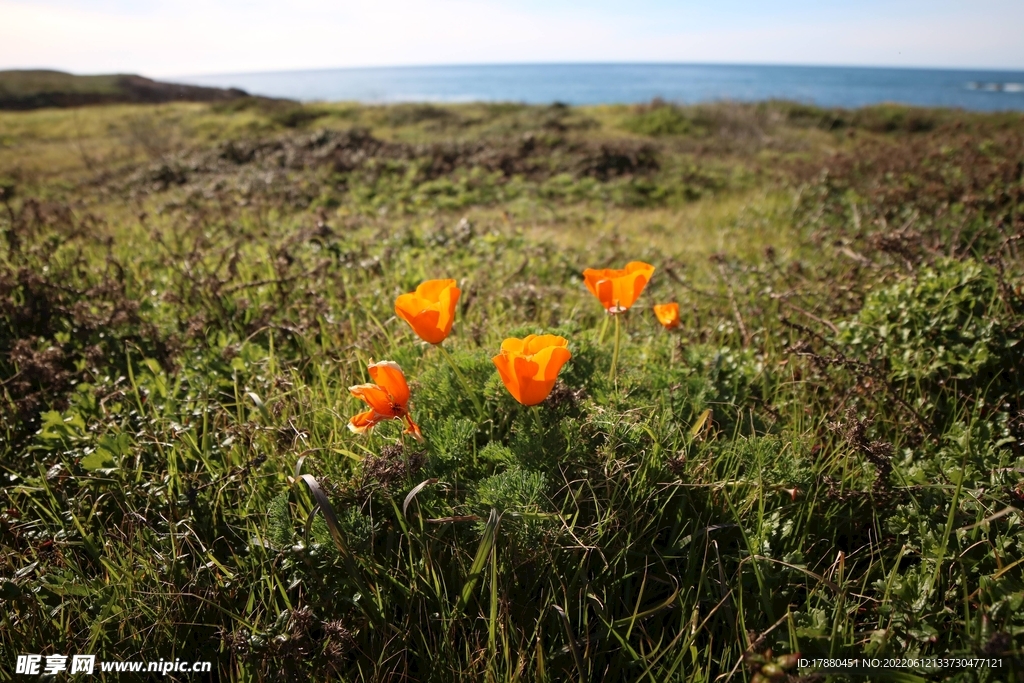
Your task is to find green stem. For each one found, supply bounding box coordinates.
[437,343,485,421]
[597,314,610,344]
[609,313,622,382]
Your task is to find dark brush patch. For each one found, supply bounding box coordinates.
[361,443,427,489]
[828,408,894,502]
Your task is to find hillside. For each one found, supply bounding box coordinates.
[0,69,248,110]
[1,99,1022,680]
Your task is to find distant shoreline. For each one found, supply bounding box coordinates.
[5,65,1024,113]
[172,63,1024,112]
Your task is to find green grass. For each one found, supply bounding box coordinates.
[1,99,1023,681]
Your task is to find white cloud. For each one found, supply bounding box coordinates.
[629,14,1024,69]
[0,0,1021,76]
[0,0,616,75]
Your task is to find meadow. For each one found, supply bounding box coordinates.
[1,97,1023,681]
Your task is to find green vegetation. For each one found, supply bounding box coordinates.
[0,70,246,111]
[1,98,1023,681]
[0,70,126,98]
[622,99,700,136]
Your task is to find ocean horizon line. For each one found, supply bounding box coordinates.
[171,61,1024,82]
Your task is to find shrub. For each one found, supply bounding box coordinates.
[840,258,1023,413]
[622,101,695,137]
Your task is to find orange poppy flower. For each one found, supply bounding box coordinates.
[395,279,461,344]
[348,360,423,440]
[492,335,572,406]
[653,302,680,329]
[582,261,655,313]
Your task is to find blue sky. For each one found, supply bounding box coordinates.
[2,0,1022,77]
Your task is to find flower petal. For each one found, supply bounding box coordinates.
[511,354,548,405]
[654,302,680,329]
[395,280,460,344]
[494,334,571,406]
[626,261,656,275]
[583,272,616,311]
[531,345,572,381]
[368,360,410,406]
[416,278,457,299]
[517,377,557,406]
[582,268,605,301]
[500,337,526,355]
[349,383,395,416]
[492,351,522,404]
[348,408,384,434]
[523,334,569,356]
[582,262,655,312]
[403,415,424,441]
[435,281,460,341]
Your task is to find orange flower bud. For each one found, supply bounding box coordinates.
[395,279,461,344]
[348,360,422,440]
[653,302,680,329]
[492,335,572,406]
[582,261,655,313]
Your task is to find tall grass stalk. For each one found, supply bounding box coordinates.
[609,313,622,381]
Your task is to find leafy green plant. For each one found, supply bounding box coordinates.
[840,258,1023,418]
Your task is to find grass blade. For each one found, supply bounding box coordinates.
[455,508,500,614]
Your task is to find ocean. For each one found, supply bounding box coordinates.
[178,63,1024,111]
